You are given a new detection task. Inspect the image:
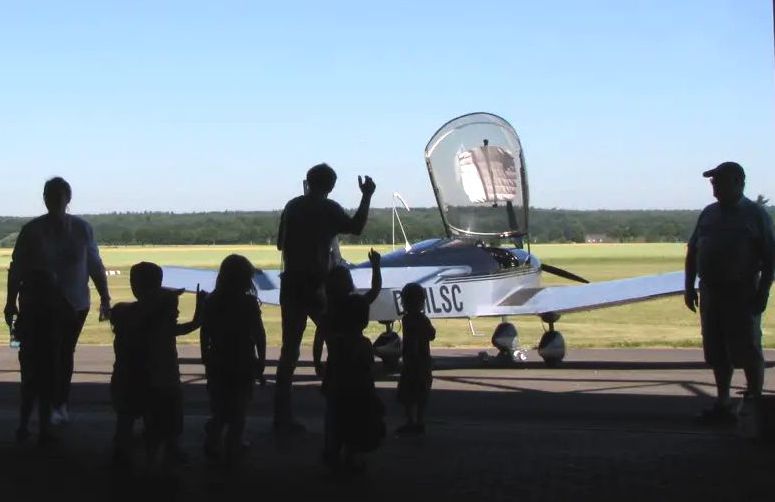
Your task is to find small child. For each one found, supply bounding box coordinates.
[200,254,266,465]
[319,250,382,470]
[313,249,382,378]
[325,294,385,472]
[110,261,201,468]
[396,282,436,435]
[109,265,152,466]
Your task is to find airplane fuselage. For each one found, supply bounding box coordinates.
[353,238,542,320]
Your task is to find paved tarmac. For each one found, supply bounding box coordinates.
[1,346,774,501]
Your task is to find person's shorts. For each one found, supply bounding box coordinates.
[280,272,325,320]
[700,284,763,369]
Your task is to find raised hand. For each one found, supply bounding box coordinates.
[368,248,381,267]
[358,175,376,197]
[194,284,208,322]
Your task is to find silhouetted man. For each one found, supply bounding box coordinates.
[4,177,111,426]
[274,163,375,431]
[685,162,774,424]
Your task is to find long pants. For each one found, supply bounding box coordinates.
[274,274,324,423]
[18,325,58,433]
[54,308,88,408]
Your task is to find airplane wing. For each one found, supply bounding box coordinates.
[161,265,470,307]
[161,266,283,304]
[489,271,686,316]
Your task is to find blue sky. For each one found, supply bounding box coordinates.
[1,0,773,216]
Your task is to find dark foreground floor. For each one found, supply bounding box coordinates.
[1,346,774,502]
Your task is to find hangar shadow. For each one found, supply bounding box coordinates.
[1,377,774,502]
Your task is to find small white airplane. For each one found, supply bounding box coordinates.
[162,112,686,367]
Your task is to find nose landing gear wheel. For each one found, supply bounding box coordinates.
[373,321,402,372]
[538,331,565,367]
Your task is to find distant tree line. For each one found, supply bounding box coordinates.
[1,204,773,247]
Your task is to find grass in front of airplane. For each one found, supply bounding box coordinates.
[0,243,772,349]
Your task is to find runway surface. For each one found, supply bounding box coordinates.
[1,346,773,501]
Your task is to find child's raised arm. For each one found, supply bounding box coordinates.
[364,248,382,305]
[176,287,206,337]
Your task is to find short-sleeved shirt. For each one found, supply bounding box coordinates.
[10,214,105,311]
[200,293,265,377]
[110,302,150,390]
[278,195,353,281]
[141,293,182,388]
[401,311,436,368]
[688,197,774,286]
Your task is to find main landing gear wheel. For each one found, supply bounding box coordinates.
[538,313,566,367]
[373,321,402,372]
[482,322,527,365]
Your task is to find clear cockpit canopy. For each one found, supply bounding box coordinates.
[424,113,529,240]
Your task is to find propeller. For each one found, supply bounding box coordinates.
[540,263,589,284]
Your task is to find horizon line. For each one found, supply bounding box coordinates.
[0,206,734,219]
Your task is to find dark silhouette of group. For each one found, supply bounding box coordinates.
[4,159,772,473]
[4,166,439,474]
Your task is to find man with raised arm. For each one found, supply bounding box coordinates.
[274,163,376,432]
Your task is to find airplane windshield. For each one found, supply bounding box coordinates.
[424,113,529,239]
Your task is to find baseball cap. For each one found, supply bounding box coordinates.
[702,161,745,180]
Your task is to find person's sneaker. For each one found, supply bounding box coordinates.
[273,419,306,434]
[695,403,737,425]
[15,427,30,444]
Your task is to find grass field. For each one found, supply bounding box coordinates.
[0,243,772,349]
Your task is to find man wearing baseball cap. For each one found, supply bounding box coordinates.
[684,161,774,424]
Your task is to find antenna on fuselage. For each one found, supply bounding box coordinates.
[392,192,412,252]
